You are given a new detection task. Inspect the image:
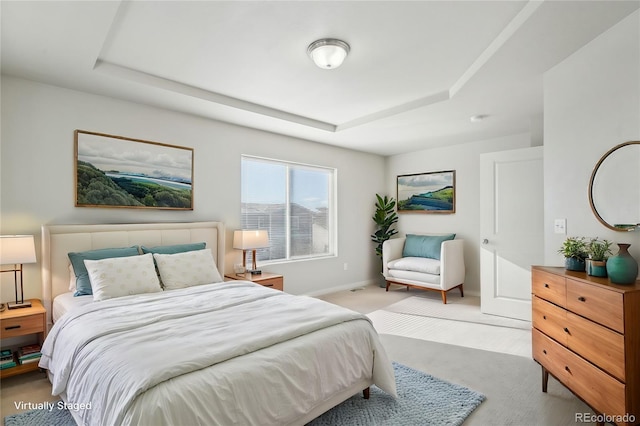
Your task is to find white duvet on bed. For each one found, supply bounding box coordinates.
[40,282,396,426]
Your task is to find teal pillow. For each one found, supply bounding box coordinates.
[140,242,206,255]
[402,234,456,260]
[69,246,140,296]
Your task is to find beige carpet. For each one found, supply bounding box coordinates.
[367,295,532,358]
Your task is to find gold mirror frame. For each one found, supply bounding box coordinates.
[588,141,640,232]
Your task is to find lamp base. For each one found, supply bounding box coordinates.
[247,269,262,275]
[8,300,31,309]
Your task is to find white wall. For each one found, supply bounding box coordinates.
[544,10,640,266]
[385,133,534,296]
[0,76,386,301]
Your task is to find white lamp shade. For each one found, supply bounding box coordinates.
[0,235,36,265]
[308,39,350,69]
[233,230,269,250]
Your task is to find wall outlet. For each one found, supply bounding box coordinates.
[554,219,567,234]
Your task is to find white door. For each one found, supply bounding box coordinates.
[480,146,543,321]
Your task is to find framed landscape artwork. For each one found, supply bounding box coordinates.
[75,130,194,210]
[397,170,455,214]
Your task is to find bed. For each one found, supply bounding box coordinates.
[39,221,396,425]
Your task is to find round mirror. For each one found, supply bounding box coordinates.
[589,141,640,232]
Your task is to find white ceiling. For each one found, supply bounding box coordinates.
[2,1,639,156]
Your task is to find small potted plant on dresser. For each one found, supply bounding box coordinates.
[586,238,612,277]
[558,236,588,272]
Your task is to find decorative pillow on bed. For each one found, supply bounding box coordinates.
[402,234,455,260]
[84,253,162,301]
[140,242,206,255]
[153,248,222,290]
[68,246,140,296]
[69,264,76,291]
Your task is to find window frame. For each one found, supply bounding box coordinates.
[240,155,338,265]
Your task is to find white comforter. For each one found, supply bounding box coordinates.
[40,282,396,426]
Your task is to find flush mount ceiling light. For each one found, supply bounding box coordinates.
[307,38,350,69]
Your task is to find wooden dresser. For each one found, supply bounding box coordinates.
[532,266,640,425]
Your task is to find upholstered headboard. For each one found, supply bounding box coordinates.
[41,221,225,329]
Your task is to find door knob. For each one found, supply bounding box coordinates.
[482,239,489,245]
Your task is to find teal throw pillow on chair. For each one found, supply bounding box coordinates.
[402,234,456,260]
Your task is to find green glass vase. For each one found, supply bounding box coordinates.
[606,243,638,285]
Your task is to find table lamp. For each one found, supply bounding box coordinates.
[233,230,269,274]
[0,235,37,309]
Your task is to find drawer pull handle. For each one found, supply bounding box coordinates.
[565,366,571,372]
[578,296,586,302]
[543,315,547,320]
[564,327,570,334]
[543,349,547,354]
[4,325,21,330]
[264,284,274,287]
[544,283,549,288]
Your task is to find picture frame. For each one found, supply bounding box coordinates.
[75,130,194,210]
[397,170,455,214]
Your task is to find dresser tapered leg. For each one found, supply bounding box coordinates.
[542,367,549,393]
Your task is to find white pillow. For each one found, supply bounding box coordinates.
[153,249,222,290]
[84,253,162,302]
[69,264,76,291]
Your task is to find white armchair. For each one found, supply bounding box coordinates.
[382,234,465,304]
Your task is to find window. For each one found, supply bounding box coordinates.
[240,156,336,263]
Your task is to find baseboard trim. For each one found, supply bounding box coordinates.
[303,279,376,297]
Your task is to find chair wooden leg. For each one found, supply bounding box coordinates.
[459,284,464,298]
[406,286,409,291]
[363,387,370,399]
[441,290,447,304]
[385,281,390,292]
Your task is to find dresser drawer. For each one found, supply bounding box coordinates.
[566,279,624,333]
[0,313,45,339]
[565,311,625,382]
[532,296,567,345]
[534,295,625,382]
[533,329,626,417]
[532,269,566,307]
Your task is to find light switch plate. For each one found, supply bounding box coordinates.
[554,219,567,234]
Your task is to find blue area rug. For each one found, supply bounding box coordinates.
[309,362,486,426]
[4,362,484,426]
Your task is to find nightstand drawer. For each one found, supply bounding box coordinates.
[224,273,284,291]
[1,313,45,338]
[258,277,283,291]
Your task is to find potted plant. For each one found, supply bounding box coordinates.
[371,194,398,286]
[558,237,588,272]
[586,238,612,277]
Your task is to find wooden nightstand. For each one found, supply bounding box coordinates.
[0,299,46,379]
[224,272,284,291]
